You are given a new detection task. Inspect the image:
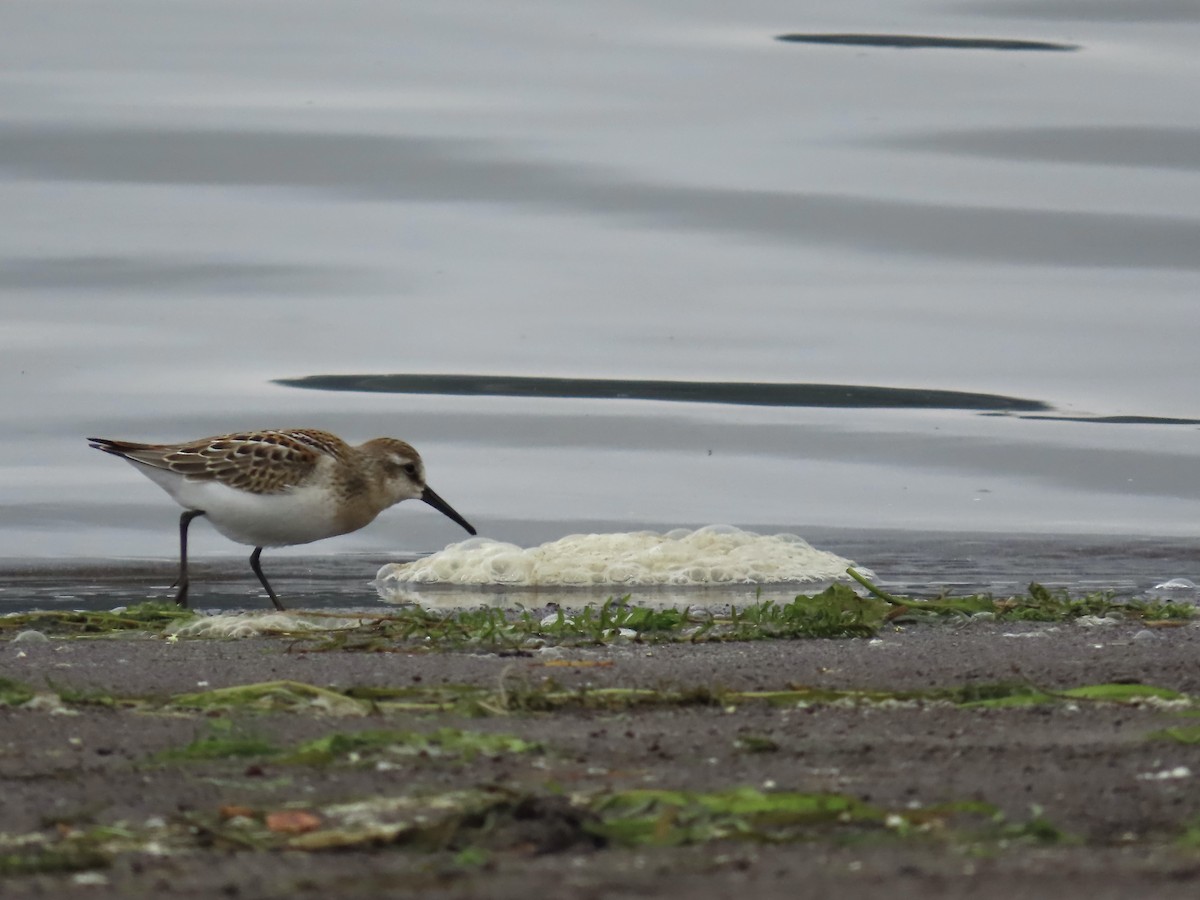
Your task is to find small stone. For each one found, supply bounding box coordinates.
[21,693,77,716]
[1152,577,1195,591]
[265,810,322,834]
[71,872,108,886]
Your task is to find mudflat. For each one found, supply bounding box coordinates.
[2,620,1199,898]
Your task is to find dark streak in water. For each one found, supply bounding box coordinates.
[0,126,1196,270]
[957,0,1200,25]
[882,127,1200,173]
[1021,415,1200,426]
[0,255,361,294]
[775,34,1079,51]
[276,373,1049,412]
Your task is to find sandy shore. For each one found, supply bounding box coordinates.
[2,620,1199,898]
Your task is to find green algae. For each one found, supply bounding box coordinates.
[0,843,111,876]
[3,574,1189,650]
[1182,817,1200,848]
[0,784,1072,875]
[285,727,541,765]
[167,680,370,716]
[589,789,1072,848]
[153,720,280,762]
[589,787,881,845]
[849,569,1194,623]
[0,602,193,638]
[299,577,1193,651]
[0,677,35,706]
[1147,724,1200,744]
[962,683,1187,709]
[151,721,540,768]
[171,677,1192,718]
[11,675,1192,719]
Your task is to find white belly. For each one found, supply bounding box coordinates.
[132,462,366,547]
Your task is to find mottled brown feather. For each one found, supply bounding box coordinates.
[92,429,354,495]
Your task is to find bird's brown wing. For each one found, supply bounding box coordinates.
[88,429,350,494]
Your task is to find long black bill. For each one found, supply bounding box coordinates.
[421,485,477,535]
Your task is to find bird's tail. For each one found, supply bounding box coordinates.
[87,437,166,462]
[89,437,137,457]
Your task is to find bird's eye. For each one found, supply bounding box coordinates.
[403,463,418,477]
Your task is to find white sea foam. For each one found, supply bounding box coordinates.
[167,613,365,639]
[376,525,862,592]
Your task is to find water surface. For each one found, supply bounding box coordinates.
[2,1,1199,606]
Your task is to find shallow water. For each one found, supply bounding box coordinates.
[3,529,1198,614]
[2,2,1200,605]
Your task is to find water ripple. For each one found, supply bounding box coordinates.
[2,126,1197,270]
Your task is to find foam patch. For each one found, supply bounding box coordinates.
[376,525,862,589]
[167,613,365,639]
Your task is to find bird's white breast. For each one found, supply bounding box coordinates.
[128,461,363,547]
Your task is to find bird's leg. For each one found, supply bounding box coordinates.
[249,547,286,611]
[175,510,206,607]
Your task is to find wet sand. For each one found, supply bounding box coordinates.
[2,620,1199,897]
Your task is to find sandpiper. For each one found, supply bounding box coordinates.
[88,429,476,610]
